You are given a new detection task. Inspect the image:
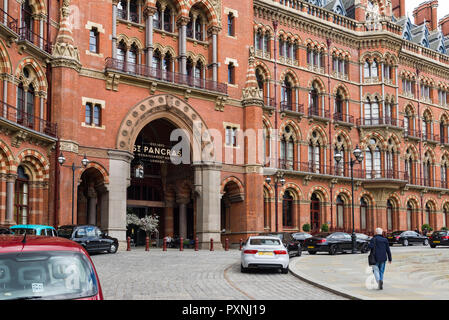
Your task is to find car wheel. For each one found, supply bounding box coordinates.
[361,244,369,254]
[240,264,247,273]
[281,267,289,274]
[297,249,302,257]
[109,243,118,254]
[403,239,409,247]
[430,244,436,248]
[423,239,429,246]
[329,245,338,255]
[308,251,317,255]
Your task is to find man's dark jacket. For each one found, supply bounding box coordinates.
[368,235,392,263]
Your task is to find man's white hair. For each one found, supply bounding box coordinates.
[375,227,383,235]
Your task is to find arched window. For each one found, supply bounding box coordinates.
[364,96,380,125]
[443,206,448,228]
[227,13,235,36]
[364,59,371,79]
[386,200,393,231]
[441,156,449,188]
[423,152,432,187]
[163,6,172,32]
[309,83,319,115]
[282,190,293,227]
[425,203,431,226]
[255,30,263,51]
[360,197,368,231]
[280,126,294,169]
[310,193,320,232]
[309,131,321,173]
[127,44,138,73]
[15,166,29,225]
[153,3,161,29]
[335,89,344,120]
[129,0,139,23]
[365,139,381,179]
[386,139,394,176]
[336,195,344,229]
[117,41,127,67]
[404,107,414,134]
[406,202,413,230]
[152,49,161,69]
[21,0,34,38]
[186,58,194,78]
[405,148,415,184]
[281,77,293,110]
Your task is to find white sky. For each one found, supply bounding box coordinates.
[405,0,449,23]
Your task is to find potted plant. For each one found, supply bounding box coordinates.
[321,223,329,232]
[441,227,448,231]
[421,224,433,235]
[302,224,311,233]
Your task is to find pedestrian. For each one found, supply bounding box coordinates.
[368,227,392,290]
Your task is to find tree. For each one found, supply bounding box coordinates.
[302,224,311,232]
[126,213,159,237]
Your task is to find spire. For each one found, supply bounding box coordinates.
[52,0,81,71]
[242,46,263,106]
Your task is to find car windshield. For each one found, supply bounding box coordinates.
[0,251,99,300]
[265,234,283,240]
[391,231,403,236]
[432,231,447,237]
[249,238,281,246]
[11,228,37,235]
[57,228,74,239]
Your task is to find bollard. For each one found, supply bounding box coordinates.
[127,236,131,251]
[145,236,150,251]
[239,239,243,251]
[225,238,229,251]
[210,238,214,251]
[163,237,167,251]
[195,237,199,251]
[180,237,184,251]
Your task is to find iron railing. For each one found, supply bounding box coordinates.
[18,26,52,54]
[280,101,304,113]
[105,57,228,94]
[0,100,57,137]
[0,7,18,33]
[357,117,404,127]
[333,112,354,124]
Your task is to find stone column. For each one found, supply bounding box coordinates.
[5,174,16,225]
[209,27,219,82]
[177,199,188,239]
[107,150,133,250]
[112,1,118,59]
[144,6,156,67]
[87,185,97,225]
[177,17,189,74]
[3,0,7,25]
[193,162,223,249]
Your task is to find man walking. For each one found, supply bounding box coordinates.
[369,228,392,290]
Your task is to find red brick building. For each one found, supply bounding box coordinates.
[1,0,449,248]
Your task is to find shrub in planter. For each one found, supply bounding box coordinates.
[302,224,311,232]
[321,224,329,232]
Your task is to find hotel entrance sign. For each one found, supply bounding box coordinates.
[133,142,182,164]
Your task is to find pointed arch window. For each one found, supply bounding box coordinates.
[282,190,293,227]
[15,166,29,225]
[386,200,393,231]
[441,160,448,188]
[360,198,368,231]
[365,140,381,179]
[309,83,319,115]
[364,97,380,125]
[406,202,413,230]
[425,203,431,226]
[280,126,294,169]
[281,77,293,110]
[423,154,432,187]
[336,195,344,229]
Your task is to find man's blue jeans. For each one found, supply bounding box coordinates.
[372,262,386,282]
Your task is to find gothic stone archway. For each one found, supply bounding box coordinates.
[108,94,222,249]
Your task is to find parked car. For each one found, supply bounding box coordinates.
[258,232,301,257]
[0,235,103,300]
[241,236,290,274]
[304,232,370,255]
[429,230,449,248]
[10,225,58,237]
[356,233,372,241]
[57,225,118,254]
[291,232,312,249]
[387,230,428,246]
[0,228,12,235]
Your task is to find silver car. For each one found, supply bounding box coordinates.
[240,236,290,274]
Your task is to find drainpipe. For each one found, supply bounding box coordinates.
[327,38,333,229]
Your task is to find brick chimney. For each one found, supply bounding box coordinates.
[439,15,449,37]
[413,0,439,31]
[392,0,405,18]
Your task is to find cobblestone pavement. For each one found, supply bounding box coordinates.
[90,248,345,300]
[289,246,449,300]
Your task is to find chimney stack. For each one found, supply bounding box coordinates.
[413,0,439,31]
[392,0,406,18]
[439,15,449,37]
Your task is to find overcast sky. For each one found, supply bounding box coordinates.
[405,0,449,23]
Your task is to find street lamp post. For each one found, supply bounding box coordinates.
[57,152,90,224]
[265,172,286,232]
[334,145,363,254]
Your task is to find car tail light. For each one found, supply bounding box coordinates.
[396,236,400,240]
[243,250,258,254]
[317,239,326,243]
[274,250,287,255]
[442,236,449,240]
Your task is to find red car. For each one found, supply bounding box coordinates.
[0,235,103,300]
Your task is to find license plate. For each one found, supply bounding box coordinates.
[308,246,315,249]
[433,241,440,243]
[388,237,393,239]
[258,252,273,256]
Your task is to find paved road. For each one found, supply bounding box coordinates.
[90,248,345,300]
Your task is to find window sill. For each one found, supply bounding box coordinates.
[154,28,178,38]
[82,123,105,130]
[85,50,104,58]
[117,18,143,28]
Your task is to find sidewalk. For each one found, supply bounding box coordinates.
[288,246,449,300]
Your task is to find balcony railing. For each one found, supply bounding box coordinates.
[0,8,18,33]
[0,100,57,137]
[422,132,440,143]
[280,102,304,113]
[333,112,354,124]
[18,26,52,54]
[404,129,421,139]
[105,57,228,94]
[357,117,404,128]
[308,107,331,120]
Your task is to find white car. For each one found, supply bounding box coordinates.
[240,236,290,274]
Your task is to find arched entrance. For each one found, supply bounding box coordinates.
[109,94,222,249]
[127,118,195,245]
[310,193,321,233]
